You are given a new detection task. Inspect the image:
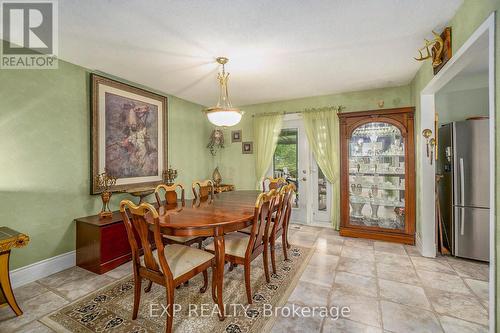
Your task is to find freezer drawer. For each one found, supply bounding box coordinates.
[454,206,490,262]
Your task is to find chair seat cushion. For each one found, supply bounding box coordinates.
[155,244,214,279]
[205,233,250,258]
[164,235,199,243]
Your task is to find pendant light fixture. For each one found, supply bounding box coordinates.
[203,57,243,127]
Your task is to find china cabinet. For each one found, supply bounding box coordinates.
[338,107,415,244]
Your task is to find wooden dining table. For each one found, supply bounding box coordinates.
[155,190,261,320]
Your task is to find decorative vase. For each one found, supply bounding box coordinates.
[212,167,222,186]
[99,191,113,218]
[370,203,380,220]
[350,197,365,218]
[95,171,117,219]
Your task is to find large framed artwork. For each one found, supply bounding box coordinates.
[91,74,167,194]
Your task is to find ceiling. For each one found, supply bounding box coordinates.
[59,0,463,106]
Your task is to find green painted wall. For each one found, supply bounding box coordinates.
[0,60,211,269]
[211,85,412,190]
[409,0,500,327]
[435,71,489,124]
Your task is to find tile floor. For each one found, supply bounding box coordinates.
[0,225,490,333]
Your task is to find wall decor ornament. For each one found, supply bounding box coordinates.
[231,130,242,143]
[242,141,253,154]
[414,27,452,75]
[207,129,225,156]
[91,74,167,194]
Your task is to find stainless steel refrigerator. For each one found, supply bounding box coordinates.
[437,119,490,262]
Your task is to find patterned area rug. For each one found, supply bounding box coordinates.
[42,244,312,333]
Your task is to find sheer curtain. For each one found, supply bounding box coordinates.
[302,107,341,229]
[253,114,283,189]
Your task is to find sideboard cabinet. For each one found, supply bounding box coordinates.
[338,107,415,244]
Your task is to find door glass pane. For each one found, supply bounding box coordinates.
[348,122,405,230]
[273,128,299,208]
[318,167,327,211]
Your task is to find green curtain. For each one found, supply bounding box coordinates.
[253,114,283,189]
[302,107,341,229]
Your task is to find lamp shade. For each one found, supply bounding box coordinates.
[206,108,243,127]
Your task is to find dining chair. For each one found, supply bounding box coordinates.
[192,180,215,201]
[268,184,294,274]
[205,189,278,304]
[262,176,287,192]
[120,200,216,333]
[155,183,185,206]
[155,184,204,249]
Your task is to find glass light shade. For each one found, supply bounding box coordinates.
[206,108,243,127]
[204,57,244,127]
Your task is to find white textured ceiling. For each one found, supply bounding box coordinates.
[59,0,463,106]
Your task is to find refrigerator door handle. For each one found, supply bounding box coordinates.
[459,158,465,206]
[459,208,465,236]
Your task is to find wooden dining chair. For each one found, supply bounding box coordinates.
[205,189,278,304]
[192,180,215,201]
[119,200,216,333]
[262,176,287,192]
[155,183,185,206]
[268,184,295,274]
[155,184,204,249]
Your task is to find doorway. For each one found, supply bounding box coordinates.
[418,13,495,330]
[268,115,332,225]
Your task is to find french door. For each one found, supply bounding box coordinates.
[268,116,332,225]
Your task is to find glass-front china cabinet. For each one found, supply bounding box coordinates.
[338,108,415,244]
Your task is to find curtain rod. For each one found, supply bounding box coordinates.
[251,105,344,117]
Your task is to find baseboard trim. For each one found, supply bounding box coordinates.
[10,251,76,289]
[415,232,425,256]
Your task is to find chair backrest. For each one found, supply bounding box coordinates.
[119,200,174,279]
[155,183,185,206]
[245,189,278,257]
[262,177,287,192]
[192,180,215,200]
[273,184,294,233]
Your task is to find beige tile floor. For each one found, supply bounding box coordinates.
[0,224,490,333]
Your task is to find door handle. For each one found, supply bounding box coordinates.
[301,177,307,181]
[460,208,465,236]
[459,158,465,206]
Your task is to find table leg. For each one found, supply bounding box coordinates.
[0,251,22,316]
[213,231,225,320]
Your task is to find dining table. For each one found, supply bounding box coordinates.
[155,190,261,320]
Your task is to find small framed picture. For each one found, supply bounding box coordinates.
[242,141,253,154]
[231,130,242,143]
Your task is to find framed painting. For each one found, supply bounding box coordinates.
[91,74,167,194]
[231,129,242,143]
[242,141,253,154]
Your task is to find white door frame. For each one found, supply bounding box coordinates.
[268,113,333,226]
[267,114,312,223]
[418,13,495,331]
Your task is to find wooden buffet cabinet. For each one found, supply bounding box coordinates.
[338,107,415,244]
[76,212,140,274]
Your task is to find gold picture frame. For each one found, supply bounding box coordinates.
[91,74,168,194]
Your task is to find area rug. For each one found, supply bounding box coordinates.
[41,243,312,333]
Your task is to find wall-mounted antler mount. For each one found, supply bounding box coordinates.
[414,27,452,75]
